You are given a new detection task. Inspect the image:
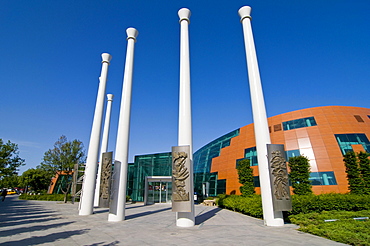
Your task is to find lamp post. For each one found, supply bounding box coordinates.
[108,27,138,222]
[176,8,195,227]
[238,6,284,226]
[94,94,114,207]
[79,53,112,216]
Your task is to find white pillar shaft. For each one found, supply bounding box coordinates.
[94,94,114,207]
[239,6,284,226]
[108,28,138,222]
[79,53,111,216]
[177,8,195,228]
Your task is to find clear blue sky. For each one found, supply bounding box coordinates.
[1,1,369,174]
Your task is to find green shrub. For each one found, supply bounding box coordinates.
[217,194,263,218]
[290,193,370,215]
[19,193,76,201]
[289,210,370,245]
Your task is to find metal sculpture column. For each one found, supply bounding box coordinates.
[94,94,114,207]
[108,27,138,222]
[176,8,195,227]
[79,53,112,216]
[238,6,284,226]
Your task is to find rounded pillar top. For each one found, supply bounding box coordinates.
[107,94,114,101]
[238,6,252,22]
[101,53,112,64]
[126,27,138,42]
[178,8,191,23]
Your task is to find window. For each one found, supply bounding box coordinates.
[286,149,300,159]
[335,133,370,155]
[310,172,337,185]
[253,171,337,187]
[274,124,282,132]
[354,115,364,122]
[282,117,317,131]
[245,147,258,166]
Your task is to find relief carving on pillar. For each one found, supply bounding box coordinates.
[172,151,190,201]
[270,150,290,200]
[100,154,112,199]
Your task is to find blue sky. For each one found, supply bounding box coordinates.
[1,1,369,174]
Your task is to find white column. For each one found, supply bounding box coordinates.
[238,6,284,226]
[108,27,138,222]
[94,94,114,207]
[177,8,195,227]
[79,53,112,216]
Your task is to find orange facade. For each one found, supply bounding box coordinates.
[210,106,370,195]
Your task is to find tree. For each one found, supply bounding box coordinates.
[0,139,25,180]
[40,135,85,202]
[288,156,312,195]
[344,151,370,194]
[358,151,370,194]
[21,168,51,193]
[236,159,255,196]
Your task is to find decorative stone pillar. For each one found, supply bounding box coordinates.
[238,6,284,226]
[108,27,138,222]
[176,8,195,227]
[94,94,114,207]
[79,53,112,216]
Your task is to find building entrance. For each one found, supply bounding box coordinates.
[144,176,172,205]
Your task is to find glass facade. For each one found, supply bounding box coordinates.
[253,171,337,187]
[309,172,337,185]
[282,117,317,131]
[286,149,301,159]
[335,133,370,155]
[193,129,240,197]
[128,152,172,202]
[244,147,258,166]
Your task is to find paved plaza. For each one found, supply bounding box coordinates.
[0,195,346,246]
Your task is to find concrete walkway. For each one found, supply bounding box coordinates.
[0,195,346,246]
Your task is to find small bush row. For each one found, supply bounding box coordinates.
[217,194,263,218]
[217,193,370,218]
[291,193,370,215]
[19,194,75,201]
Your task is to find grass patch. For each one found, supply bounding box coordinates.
[289,210,370,246]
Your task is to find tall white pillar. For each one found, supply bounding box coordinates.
[94,94,114,207]
[238,6,284,226]
[177,8,195,227]
[108,27,138,222]
[79,53,112,216]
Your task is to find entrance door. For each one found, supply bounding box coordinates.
[144,176,172,205]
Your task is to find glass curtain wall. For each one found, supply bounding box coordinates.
[129,153,172,202]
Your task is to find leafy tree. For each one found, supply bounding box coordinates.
[0,175,21,189]
[344,151,370,195]
[40,135,85,202]
[288,156,312,195]
[358,151,370,194]
[21,168,51,193]
[0,139,25,180]
[343,151,363,194]
[236,159,255,196]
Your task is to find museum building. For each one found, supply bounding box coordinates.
[126,106,370,202]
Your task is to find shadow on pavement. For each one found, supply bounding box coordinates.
[0,229,89,246]
[125,206,171,220]
[0,196,90,245]
[195,207,223,225]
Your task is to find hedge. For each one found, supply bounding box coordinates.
[217,193,370,218]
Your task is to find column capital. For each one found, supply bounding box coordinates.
[107,94,114,101]
[126,27,138,42]
[178,8,191,23]
[101,53,112,64]
[238,6,252,22]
